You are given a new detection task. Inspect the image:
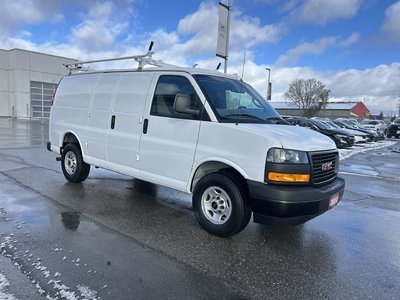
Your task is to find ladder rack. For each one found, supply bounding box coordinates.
[63,41,178,74]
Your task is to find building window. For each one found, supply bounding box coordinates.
[30,81,57,119]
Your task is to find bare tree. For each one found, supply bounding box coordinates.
[284,78,330,118]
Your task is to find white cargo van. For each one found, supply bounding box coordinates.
[48,49,345,237]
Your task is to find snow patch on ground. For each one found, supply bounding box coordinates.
[0,273,19,300]
[77,285,98,299]
[1,233,100,300]
[339,141,396,160]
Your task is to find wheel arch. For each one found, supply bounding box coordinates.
[61,131,85,156]
[189,159,249,194]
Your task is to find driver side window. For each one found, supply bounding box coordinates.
[150,75,209,121]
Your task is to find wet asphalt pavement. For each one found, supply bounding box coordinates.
[0,118,399,299]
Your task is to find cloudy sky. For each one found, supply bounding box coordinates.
[0,0,399,115]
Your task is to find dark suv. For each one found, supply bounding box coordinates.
[387,118,400,138]
[287,117,355,148]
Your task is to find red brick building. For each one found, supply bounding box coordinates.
[272,101,371,119]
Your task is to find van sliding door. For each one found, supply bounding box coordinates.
[107,73,154,175]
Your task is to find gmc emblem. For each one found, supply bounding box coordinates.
[322,162,333,171]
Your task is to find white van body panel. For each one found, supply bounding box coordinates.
[50,73,100,152]
[192,123,335,185]
[237,124,336,151]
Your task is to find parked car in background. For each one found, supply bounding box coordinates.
[333,120,370,143]
[349,121,385,141]
[287,117,355,148]
[387,118,400,138]
[335,118,381,141]
[344,119,383,141]
[360,119,388,135]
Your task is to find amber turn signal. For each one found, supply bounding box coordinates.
[267,172,310,183]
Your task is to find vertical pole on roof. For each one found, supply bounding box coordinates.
[265,68,271,100]
[224,0,231,74]
[216,1,231,73]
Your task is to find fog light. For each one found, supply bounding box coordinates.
[268,172,310,183]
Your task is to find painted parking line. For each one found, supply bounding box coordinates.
[338,171,400,182]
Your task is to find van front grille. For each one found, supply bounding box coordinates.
[310,151,338,185]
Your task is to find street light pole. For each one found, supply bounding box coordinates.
[265,67,271,100]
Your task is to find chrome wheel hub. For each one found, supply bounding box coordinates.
[65,151,77,175]
[201,186,232,225]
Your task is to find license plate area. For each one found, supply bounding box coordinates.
[329,193,339,208]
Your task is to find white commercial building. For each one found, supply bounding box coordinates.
[0,48,77,119]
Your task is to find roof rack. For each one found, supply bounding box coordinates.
[63,41,177,74]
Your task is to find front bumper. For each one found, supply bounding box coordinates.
[247,177,345,225]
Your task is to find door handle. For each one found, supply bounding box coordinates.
[111,115,116,129]
[143,118,148,134]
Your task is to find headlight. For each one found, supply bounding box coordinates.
[334,134,347,141]
[266,148,309,164]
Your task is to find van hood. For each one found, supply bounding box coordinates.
[236,123,337,152]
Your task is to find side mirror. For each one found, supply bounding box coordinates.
[173,94,200,116]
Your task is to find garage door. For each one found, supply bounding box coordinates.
[30,81,57,119]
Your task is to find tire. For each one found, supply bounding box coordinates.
[192,173,251,237]
[61,143,90,183]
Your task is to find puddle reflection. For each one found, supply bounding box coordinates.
[61,211,80,231]
[131,179,157,198]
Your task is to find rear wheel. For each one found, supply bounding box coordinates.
[61,143,90,183]
[193,173,251,237]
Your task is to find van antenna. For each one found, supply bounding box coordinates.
[216,62,221,70]
[241,50,247,80]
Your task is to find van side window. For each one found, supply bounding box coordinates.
[150,75,209,120]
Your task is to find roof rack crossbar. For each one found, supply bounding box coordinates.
[63,41,180,74]
[64,53,151,67]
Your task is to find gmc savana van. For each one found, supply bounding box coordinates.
[48,49,345,237]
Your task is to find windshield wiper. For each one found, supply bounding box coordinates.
[264,117,289,124]
[222,113,265,121]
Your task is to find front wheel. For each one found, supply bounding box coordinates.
[61,143,90,183]
[193,173,251,237]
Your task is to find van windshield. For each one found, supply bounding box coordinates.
[194,75,284,124]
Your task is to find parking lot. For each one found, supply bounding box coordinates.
[1,118,400,299]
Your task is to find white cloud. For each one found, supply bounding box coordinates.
[290,0,361,25]
[276,36,337,66]
[381,1,400,40]
[70,2,128,51]
[0,0,45,32]
[175,2,281,57]
[0,0,65,34]
[338,32,360,47]
[276,33,360,67]
[240,62,400,115]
